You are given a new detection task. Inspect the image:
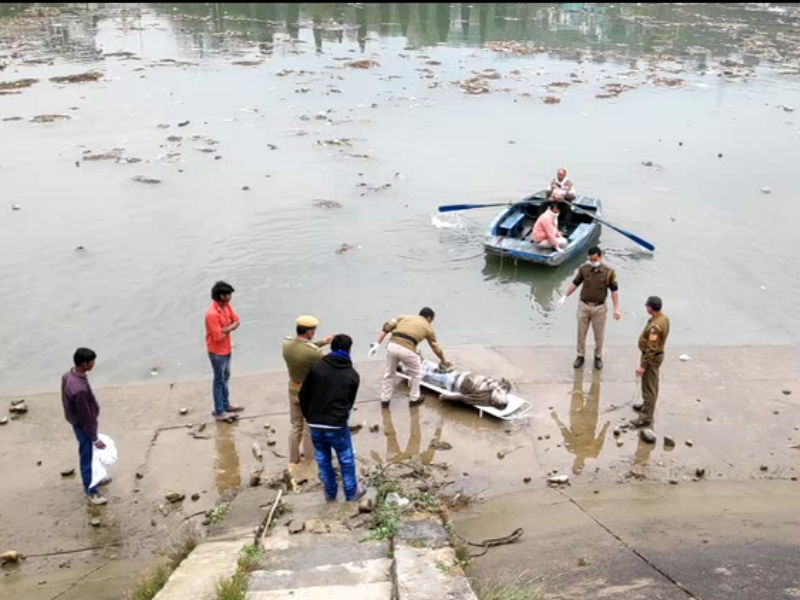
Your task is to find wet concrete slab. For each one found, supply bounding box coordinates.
[455,480,800,600]
[1,345,798,599]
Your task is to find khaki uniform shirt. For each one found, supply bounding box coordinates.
[573,264,619,304]
[383,315,444,359]
[638,313,670,367]
[282,337,326,394]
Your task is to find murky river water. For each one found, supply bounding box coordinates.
[2,3,800,393]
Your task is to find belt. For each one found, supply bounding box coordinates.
[391,332,419,346]
[582,300,605,306]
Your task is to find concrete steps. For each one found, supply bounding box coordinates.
[246,582,392,600]
[248,557,392,590]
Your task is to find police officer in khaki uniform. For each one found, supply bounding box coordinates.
[281,315,332,465]
[559,246,621,370]
[631,296,670,428]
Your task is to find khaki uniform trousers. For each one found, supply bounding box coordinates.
[577,301,608,358]
[288,385,314,464]
[381,343,423,403]
[640,353,664,421]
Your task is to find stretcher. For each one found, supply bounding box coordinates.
[397,360,532,421]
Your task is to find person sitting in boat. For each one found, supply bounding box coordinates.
[532,201,567,251]
[549,168,576,201]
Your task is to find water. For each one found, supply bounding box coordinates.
[2,3,800,394]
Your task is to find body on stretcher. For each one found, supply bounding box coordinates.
[397,360,532,421]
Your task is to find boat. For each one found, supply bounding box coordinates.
[483,191,602,266]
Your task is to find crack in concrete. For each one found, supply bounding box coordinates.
[25,542,122,559]
[556,488,702,600]
[48,560,110,600]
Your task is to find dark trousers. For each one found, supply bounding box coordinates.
[641,353,664,420]
[73,425,97,495]
[208,352,231,415]
[310,427,358,501]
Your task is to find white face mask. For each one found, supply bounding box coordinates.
[589,260,601,268]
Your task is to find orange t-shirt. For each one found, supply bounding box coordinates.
[205,301,239,355]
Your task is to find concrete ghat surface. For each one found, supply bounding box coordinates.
[1,345,798,599]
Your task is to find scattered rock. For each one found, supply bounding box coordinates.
[547,474,570,485]
[179,407,188,416]
[369,424,380,433]
[782,389,792,395]
[9,403,28,414]
[358,497,375,513]
[616,440,624,447]
[695,468,706,478]
[685,440,694,447]
[663,436,675,448]
[166,135,182,142]
[135,469,144,479]
[1,551,23,565]
[759,464,768,472]
[640,428,656,444]
[50,72,102,84]
[0,417,7,425]
[431,440,452,451]
[249,469,262,487]
[89,518,101,527]
[578,557,591,567]
[542,96,561,104]
[612,427,620,438]
[668,479,679,485]
[266,439,276,447]
[191,493,200,501]
[251,442,263,461]
[267,143,278,150]
[177,121,190,127]
[60,468,75,477]
[706,417,713,422]
[132,175,161,185]
[241,186,250,191]
[523,477,532,484]
[385,492,410,508]
[263,422,271,429]
[348,422,364,433]
[305,519,329,534]
[165,492,185,503]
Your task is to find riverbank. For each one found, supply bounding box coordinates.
[1,344,798,599]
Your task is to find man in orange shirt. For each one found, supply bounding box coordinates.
[205,281,244,421]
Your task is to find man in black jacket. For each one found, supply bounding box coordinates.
[299,334,366,501]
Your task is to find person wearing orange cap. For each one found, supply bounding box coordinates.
[549,167,576,202]
[282,315,333,465]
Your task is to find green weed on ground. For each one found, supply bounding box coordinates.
[474,579,543,600]
[127,529,198,600]
[215,543,265,600]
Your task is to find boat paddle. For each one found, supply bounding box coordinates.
[568,204,656,252]
[438,202,510,212]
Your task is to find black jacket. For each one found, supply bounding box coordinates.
[299,353,360,428]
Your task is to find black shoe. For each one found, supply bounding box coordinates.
[630,417,652,428]
[573,356,585,369]
[409,397,425,406]
[632,403,644,413]
[594,356,603,370]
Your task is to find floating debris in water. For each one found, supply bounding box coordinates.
[0,78,38,90]
[50,71,102,84]
[30,114,70,123]
[312,199,343,209]
[347,59,379,69]
[133,176,162,185]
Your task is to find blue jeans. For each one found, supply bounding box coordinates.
[73,426,98,495]
[208,353,231,415]
[310,427,358,501]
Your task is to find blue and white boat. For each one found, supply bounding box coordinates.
[483,191,602,266]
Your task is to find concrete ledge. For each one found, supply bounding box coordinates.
[154,537,249,600]
[248,558,392,591]
[394,543,478,600]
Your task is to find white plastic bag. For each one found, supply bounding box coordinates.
[90,433,118,489]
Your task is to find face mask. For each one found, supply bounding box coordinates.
[589,260,601,268]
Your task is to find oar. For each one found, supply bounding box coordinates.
[438,202,510,213]
[568,204,655,252]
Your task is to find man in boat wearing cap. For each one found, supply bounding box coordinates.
[376,307,451,407]
[549,167,576,202]
[282,315,333,465]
